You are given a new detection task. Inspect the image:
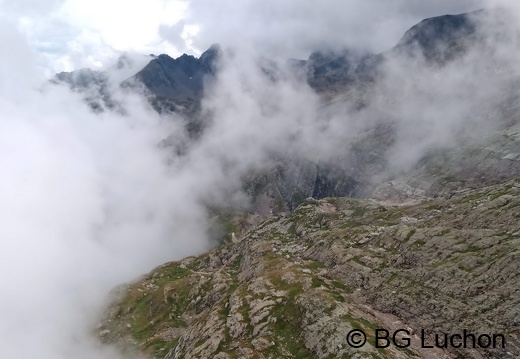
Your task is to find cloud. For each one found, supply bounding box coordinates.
[0,22,212,359]
[175,0,484,58]
[4,0,189,73]
[57,0,186,52]
[188,2,520,197]
[3,0,485,73]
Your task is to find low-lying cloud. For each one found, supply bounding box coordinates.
[171,0,484,58]
[0,25,212,359]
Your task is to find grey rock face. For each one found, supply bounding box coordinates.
[98,179,520,358]
[124,44,221,101]
[393,10,478,60]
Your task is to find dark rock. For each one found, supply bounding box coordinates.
[124,43,222,101]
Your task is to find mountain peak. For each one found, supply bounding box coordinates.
[125,45,222,102]
[199,43,222,71]
[398,12,478,45]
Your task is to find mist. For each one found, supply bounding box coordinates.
[172,0,484,57]
[0,24,212,358]
[194,5,520,188]
[2,1,520,358]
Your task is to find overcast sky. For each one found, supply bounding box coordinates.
[0,0,486,75]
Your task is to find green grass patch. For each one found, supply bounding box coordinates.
[306,261,325,270]
[404,229,416,242]
[331,280,354,294]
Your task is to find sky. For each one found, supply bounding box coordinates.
[1,0,485,75]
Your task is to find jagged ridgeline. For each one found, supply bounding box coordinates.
[52,9,520,358]
[53,8,520,218]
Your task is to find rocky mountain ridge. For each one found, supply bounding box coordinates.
[122,44,221,106]
[98,179,520,359]
[51,8,520,211]
[54,10,487,108]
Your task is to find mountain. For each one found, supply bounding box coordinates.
[123,44,221,101]
[393,10,479,60]
[51,9,520,214]
[98,180,520,358]
[51,10,484,111]
[300,10,490,96]
[50,9,520,210]
[51,45,221,117]
[51,10,485,108]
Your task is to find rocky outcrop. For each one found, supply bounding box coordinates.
[98,179,520,358]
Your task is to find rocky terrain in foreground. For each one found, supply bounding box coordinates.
[98,179,520,358]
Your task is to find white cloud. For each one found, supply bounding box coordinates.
[0,21,211,359]
[2,0,485,73]
[174,0,485,59]
[58,0,186,51]
[6,0,188,73]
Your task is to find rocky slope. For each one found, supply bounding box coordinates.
[98,179,520,359]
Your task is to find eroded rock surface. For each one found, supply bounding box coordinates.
[99,180,520,358]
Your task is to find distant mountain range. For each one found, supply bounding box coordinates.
[53,8,520,213]
[54,9,485,109]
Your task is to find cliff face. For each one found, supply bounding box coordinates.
[98,179,520,359]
